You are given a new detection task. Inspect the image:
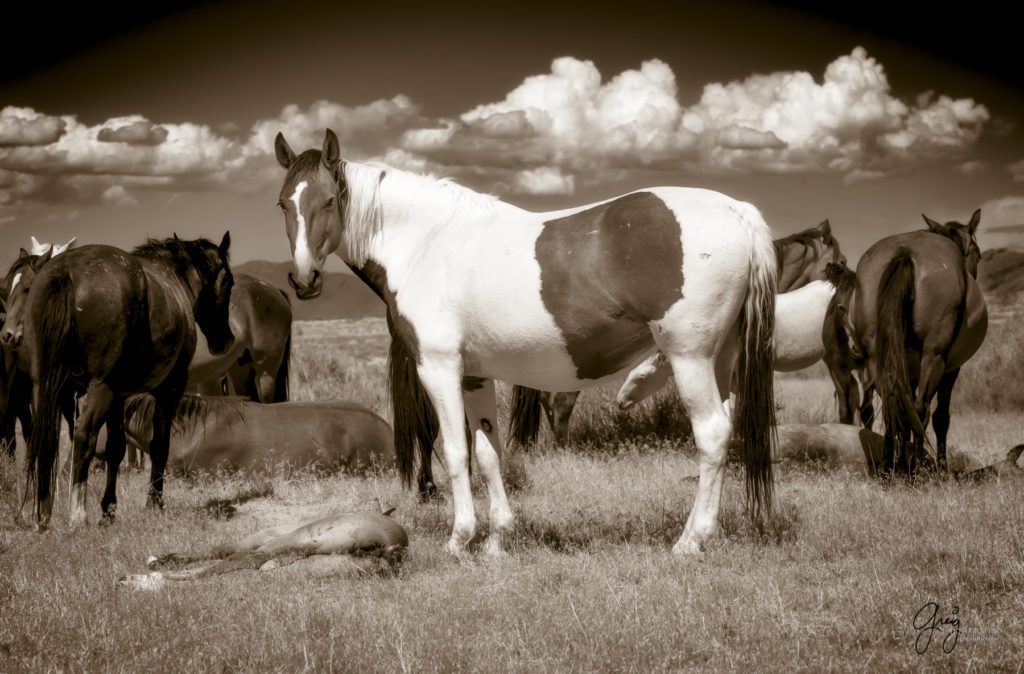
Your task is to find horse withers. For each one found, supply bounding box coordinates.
[123,395,394,476]
[846,210,987,474]
[275,128,777,557]
[14,235,234,530]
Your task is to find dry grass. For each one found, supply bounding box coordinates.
[1,311,1023,672]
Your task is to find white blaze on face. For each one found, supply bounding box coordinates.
[290,180,314,281]
[11,272,22,295]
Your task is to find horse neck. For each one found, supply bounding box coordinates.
[142,257,203,308]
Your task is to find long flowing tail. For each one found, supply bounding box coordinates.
[875,252,925,474]
[25,274,76,525]
[508,386,544,447]
[387,334,438,490]
[733,214,777,523]
[274,331,291,402]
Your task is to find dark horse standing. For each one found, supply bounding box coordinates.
[18,235,234,529]
[843,211,986,474]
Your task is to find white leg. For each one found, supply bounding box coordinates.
[463,379,514,557]
[416,355,475,559]
[668,354,734,554]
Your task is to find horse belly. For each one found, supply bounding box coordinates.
[946,277,988,369]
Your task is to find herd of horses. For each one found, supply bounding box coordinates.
[0,126,995,560]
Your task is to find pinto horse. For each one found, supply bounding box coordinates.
[617,278,839,409]
[15,235,234,529]
[275,129,777,556]
[518,220,846,445]
[846,211,987,474]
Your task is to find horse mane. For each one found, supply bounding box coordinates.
[772,225,835,261]
[132,236,227,279]
[124,393,246,442]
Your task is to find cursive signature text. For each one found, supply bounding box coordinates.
[913,602,960,654]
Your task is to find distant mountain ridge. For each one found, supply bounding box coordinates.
[233,260,385,321]
[978,248,1024,297]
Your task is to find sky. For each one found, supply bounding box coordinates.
[1,0,1023,271]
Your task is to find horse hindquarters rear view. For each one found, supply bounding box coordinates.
[275,129,777,557]
[22,236,234,529]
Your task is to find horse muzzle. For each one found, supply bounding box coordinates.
[288,270,322,300]
[0,328,22,349]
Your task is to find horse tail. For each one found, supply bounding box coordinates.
[274,331,291,402]
[387,334,438,489]
[875,252,926,472]
[507,386,544,447]
[733,210,777,523]
[25,274,76,522]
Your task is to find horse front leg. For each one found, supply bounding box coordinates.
[70,381,114,527]
[416,354,476,559]
[100,396,126,521]
[462,378,514,558]
[931,368,960,473]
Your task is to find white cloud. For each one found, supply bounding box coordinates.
[957,160,987,175]
[508,167,576,195]
[1008,158,1024,182]
[101,185,139,207]
[0,107,66,146]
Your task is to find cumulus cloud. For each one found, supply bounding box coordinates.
[508,167,576,195]
[101,185,139,207]
[1008,158,1024,182]
[957,160,987,176]
[97,118,170,146]
[0,107,66,147]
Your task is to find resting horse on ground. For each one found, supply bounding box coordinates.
[275,128,777,557]
[12,234,234,529]
[843,210,987,474]
[122,394,394,475]
[516,220,846,445]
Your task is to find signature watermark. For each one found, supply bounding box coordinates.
[912,602,961,654]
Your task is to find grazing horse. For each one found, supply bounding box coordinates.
[846,211,987,474]
[187,273,292,402]
[275,128,777,557]
[617,278,838,409]
[15,235,234,529]
[122,395,394,475]
[820,262,862,425]
[519,220,846,445]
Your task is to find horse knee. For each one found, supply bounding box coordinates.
[691,412,731,465]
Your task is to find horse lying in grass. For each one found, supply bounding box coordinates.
[122,395,395,476]
[118,510,408,590]
[763,424,1023,480]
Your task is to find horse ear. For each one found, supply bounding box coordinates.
[32,248,52,269]
[967,209,981,235]
[322,128,341,173]
[921,214,944,233]
[18,248,30,260]
[218,231,232,258]
[274,132,296,169]
[817,219,832,236]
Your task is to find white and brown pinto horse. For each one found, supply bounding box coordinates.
[274,129,778,557]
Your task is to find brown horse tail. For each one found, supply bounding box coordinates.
[387,333,438,489]
[733,214,777,525]
[274,331,291,402]
[25,273,76,523]
[875,252,927,474]
[507,386,543,447]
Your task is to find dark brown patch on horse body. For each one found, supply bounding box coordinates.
[536,191,683,380]
[349,259,420,360]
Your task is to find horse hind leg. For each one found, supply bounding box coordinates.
[69,381,114,527]
[462,378,514,557]
[930,368,960,472]
[100,396,126,522]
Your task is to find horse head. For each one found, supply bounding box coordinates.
[922,209,982,278]
[194,232,236,355]
[274,129,346,300]
[774,220,847,292]
[824,261,860,359]
[0,247,53,348]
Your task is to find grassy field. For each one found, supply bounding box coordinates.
[1,303,1022,672]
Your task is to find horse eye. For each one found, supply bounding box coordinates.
[277,200,286,211]
[324,198,334,210]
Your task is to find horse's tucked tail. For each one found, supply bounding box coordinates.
[25,274,76,523]
[274,331,291,402]
[876,252,926,473]
[733,214,777,524]
[507,386,544,447]
[387,334,438,488]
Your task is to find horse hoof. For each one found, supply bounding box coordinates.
[671,537,705,556]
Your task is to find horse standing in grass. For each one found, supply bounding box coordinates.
[518,220,846,445]
[845,211,987,474]
[275,128,777,557]
[14,235,234,529]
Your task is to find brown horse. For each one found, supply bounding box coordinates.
[821,261,862,425]
[187,273,292,402]
[515,220,847,447]
[123,395,394,475]
[14,235,234,529]
[845,210,987,474]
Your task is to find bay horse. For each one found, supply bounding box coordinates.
[846,210,987,474]
[275,128,778,557]
[617,278,838,409]
[187,273,292,402]
[15,234,234,530]
[122,395,393,475]
[518,220,846,445]
[820,261,862,425]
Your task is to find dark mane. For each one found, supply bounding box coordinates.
[772,226,834,259]
[125,393,246,442]
[132,236,227,278]
[825,262,857,295]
